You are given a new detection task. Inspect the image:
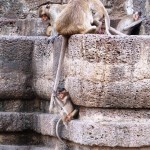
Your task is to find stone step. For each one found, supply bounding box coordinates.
[0,145,50,150]
[0,110,150,147]
[1,35,150,109]
[0,99,49,113]
[0,19,48,36]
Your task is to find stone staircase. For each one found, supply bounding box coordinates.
[0,0,150,150]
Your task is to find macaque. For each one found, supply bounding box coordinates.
[38,3,67,37]
[116,11,143,35]
[54,88,79,143]
[90,4,126,35]
[55,0,111,36]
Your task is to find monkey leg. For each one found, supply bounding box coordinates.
[109,27,126,36]
[84,26,97,34]
[46,26,52,36]
[123,18,143,31]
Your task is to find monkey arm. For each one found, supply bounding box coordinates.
[93,20,100,27]
[123,18,143,31]
[65,109,79,122]
[54,97,64,107]
[109,27,126,36]
[70,109,79,118]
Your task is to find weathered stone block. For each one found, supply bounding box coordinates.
[65,35,150,108]
[0,36,35,100]
[0,111,150,147]
[0,19,48,36]
[32,36,63,100]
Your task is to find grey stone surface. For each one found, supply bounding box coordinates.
[0,36,35,100]
[32,36,63,100]
[0,145,50,150]
[1,35,150,109]
[64,35,150,108]
[0,99,48,112]
[0,111,150,147]
[0,19,48,36]
[1,145,150,150]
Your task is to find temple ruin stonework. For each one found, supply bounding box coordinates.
[0,0,150,150]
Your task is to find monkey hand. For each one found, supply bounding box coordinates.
[65,114,73,122]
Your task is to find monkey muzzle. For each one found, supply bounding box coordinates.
[41,14,49,21]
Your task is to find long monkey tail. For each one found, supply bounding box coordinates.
[102,5,111,35]
[56,118,68,145]
[49,36,68,112]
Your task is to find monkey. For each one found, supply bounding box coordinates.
[54,88,79,144]
[55,0,111,36]
[49,0,127,112]
[116,11,143,35]
[46,25,52,36]
[38,3,67,37]
[91,8,126,35]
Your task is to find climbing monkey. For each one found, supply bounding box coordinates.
[116,11,143,35]
[54,88,79,144]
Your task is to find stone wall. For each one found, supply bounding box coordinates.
[1,35,150,150]
[0,0,150,150]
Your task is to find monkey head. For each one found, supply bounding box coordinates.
[133,11,142,21]
[57,88,68,100]
[39,4,51,21]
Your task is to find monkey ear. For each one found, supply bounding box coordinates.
[46,4,50,9]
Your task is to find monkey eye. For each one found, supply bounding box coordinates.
[46,5,50,9]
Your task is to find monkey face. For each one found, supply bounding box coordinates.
[39,5,50,20]
[41,14,49,21]
[58,93,65,100]
[133,11,141,21]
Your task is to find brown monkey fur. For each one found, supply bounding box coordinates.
[116,11,143,35]
[39,4,67,36]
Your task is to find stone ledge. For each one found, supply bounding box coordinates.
[0,110,150,147]
[1,35,150,108]
[64,35,150,108]
[0,19,48,36]
[0,36,48,100]
[0,145,50,150]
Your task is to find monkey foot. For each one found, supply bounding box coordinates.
[47,35,58,44]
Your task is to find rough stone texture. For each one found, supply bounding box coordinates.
[1,145,150,150]
[0,36,35,100]
[0,146,50,150]
[0,111,150,148]
[0,0,150,149]
[32,36,64,101]
[140,17,150,35]
[0,18,48,36]
[1,35,150,108]
[0,99,49,112]
[133,0,150,17]
[0,0,68,19]
[64,35,150,108]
